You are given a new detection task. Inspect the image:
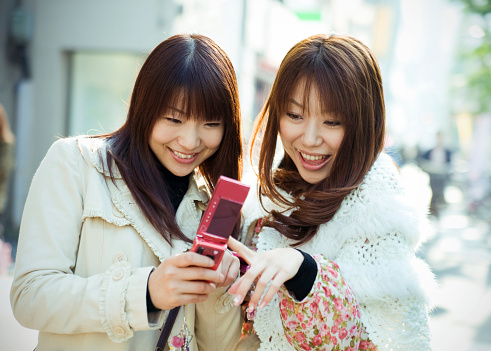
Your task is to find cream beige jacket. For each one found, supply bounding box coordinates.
[10,136,241,351]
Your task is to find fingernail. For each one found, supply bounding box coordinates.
[247,305,256,320]
[233,294,242,306]
[259,301,266,309]
[248,302,255,312]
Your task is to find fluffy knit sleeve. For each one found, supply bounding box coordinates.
[336,233,434,350]
[331,154,437,351]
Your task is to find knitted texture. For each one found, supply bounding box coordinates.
[241,153,436,351]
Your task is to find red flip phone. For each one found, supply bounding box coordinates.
[190,175,250,270]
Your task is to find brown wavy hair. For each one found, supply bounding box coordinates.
[252,34,385,245]
[101,34,242,245]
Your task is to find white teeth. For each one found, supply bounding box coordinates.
[300,152,326,161]
[173,150,195,159]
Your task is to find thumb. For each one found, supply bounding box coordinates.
[227,237,254,264]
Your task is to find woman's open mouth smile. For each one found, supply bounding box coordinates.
[298,150,331,170]
[169,148,199,164]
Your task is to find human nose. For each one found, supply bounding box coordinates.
[177,121,201,150]
[301,119,322,147]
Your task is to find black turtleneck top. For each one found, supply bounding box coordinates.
[155,160,190,212]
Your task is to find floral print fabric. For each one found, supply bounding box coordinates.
[278,255,378,351]
[239,219,378,350]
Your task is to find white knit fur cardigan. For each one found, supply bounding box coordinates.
[240,153,436,351]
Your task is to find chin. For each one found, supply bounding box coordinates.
[301,175,324,185]
[299,170,330,185]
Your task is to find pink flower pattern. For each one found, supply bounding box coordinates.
[242,220,378,350]
[278,255,379,350]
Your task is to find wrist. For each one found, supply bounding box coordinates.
[146,270,161,312]
[284,250,317,301]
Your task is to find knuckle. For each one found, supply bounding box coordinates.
[271,262,283,271]
[198,282,210,294]
[164,270,177,281]
[182,253,194,265]
[193,294,208,304]
[201,269,219,282]
[167,283,179,295]
[256,278,269,289]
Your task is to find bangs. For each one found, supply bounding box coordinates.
[303,70,347,118]
[277,76,350,125]
[160,64,233,123]
[164,87,228,122]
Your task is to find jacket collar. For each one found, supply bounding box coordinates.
[87,137,210,261]
[88,137,122,178]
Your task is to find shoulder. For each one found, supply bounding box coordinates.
[75,136,119,177]
[340,153,406,210]
[47,135,103,158]
[40,137,84,168]
[42,136,116,179]
[328,153,427,247]
[361,153,405,195]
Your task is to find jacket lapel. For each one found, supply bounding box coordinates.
[106,172,209,262]
[89,140,210,262]
[107,179,173,261]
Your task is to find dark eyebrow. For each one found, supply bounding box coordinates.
[287,99,304,108]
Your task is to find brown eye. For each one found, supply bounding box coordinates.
[165,117,181,124]
[205,122,222,127]
[324,120,341,127]
[286,113,302,120]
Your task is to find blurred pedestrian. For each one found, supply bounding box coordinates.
[229,33,435,351]
[10,34,243,351]
[420,131,452,216]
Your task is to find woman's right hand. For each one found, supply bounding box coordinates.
[227,237,304,312]
[147,252,225,310]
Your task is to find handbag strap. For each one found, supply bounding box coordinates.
[156,306,180,351]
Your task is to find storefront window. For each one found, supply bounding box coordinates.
[67,51,143,135]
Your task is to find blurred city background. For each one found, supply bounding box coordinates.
[0,0,490,350]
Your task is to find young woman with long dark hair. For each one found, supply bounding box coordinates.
[11,34,243,351]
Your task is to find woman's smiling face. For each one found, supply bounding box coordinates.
[149,98,224,177]
[279,79,345,184]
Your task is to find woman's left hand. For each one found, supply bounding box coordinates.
[227,237,304,312]
[216,249,240,288]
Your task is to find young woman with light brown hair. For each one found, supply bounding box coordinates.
[229,34,435,351]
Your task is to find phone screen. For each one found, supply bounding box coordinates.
[207,198,242,238]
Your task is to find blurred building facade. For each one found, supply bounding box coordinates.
[0,0,467,232]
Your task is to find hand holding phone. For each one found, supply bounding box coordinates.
[190,176,250,270]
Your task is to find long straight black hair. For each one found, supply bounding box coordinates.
[101,34,242,245]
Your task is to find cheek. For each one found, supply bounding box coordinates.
[150,121,172,145]
[331,130,345,153]
[204,128,225,150]
[279,119,295,146]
